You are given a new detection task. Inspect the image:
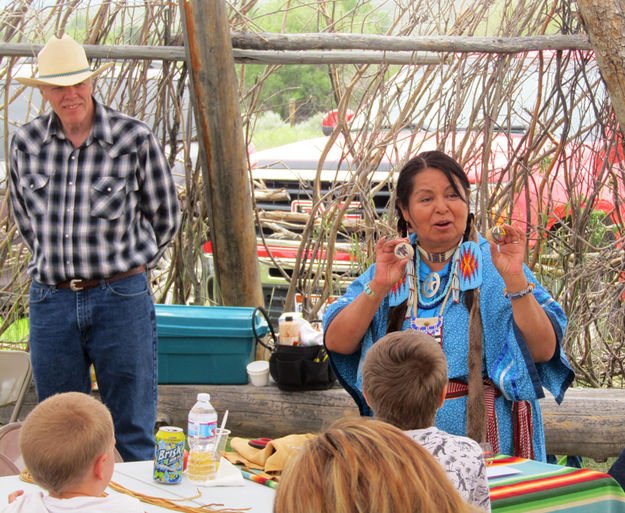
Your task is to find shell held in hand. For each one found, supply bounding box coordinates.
[394,242,414,260]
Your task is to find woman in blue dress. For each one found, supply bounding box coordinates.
[323,151,574,461]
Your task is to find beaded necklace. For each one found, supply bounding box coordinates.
[406,241,461,345]
[417,245,457,264]
[415,244,460,309]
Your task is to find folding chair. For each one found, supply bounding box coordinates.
[0,452,20,476]
[0,422,23,472]
[0,350,32,423]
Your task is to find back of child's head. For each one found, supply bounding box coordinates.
[362,330,448,430]
[19,391,114,494]
[274,417,478,513]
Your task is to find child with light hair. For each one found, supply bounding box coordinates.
[274,417,482,513]
[2,392,143,512]
[362,330,491,512]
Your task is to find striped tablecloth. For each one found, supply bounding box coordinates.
[489,456,625,512]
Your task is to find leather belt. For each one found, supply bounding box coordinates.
[57,265,147,292]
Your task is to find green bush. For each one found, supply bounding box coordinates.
[252,112,324,151]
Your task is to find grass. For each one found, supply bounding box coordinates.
[0,317,29,350]
[583,457,617,473]
[550,455,617,473]
[251,111,324,151]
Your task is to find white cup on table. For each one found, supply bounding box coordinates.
[247,360,270,386]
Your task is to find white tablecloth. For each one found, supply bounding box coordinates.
[0,461,276,513]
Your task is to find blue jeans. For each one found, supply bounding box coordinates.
[28,272,157,461]
[609,449,625,491]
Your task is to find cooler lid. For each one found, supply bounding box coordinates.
[155,305,269,338]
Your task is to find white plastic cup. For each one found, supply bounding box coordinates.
[246,360,270,386]
[213,428,231,473]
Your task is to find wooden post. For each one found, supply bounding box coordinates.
[576,0,625,132]
[178,0,264,311]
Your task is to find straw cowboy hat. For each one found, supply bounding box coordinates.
[17,34,113,87]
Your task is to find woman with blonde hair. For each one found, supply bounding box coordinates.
[274,417,483,513]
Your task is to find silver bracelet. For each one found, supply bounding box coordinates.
[503,282,535,299]
[364,281,375,297]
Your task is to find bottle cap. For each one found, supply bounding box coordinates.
[279,311,302,323]
[197,392,210,402]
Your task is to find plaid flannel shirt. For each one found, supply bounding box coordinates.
[8,99,181,285]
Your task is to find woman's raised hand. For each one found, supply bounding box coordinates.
[489,224,558,362]
[488,224,526,280]
[370,236,411,293]
[324,236,412,354]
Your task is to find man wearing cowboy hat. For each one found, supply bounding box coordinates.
[8,34,181,461]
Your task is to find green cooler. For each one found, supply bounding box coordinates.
[155,305,269,384]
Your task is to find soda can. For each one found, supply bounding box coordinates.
[153,426,185,484]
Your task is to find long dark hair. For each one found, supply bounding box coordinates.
[395,151,471,237]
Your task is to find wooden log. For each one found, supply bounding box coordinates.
[233,50,444,65]
[541,387,625,462]
[156,384,360,441]
[576,0,625,134]
[258,211,309,223]
[230,33,591,53]
[0,32,592,65]
[0,43,442,65]
[179,0,265,313]
[161,386,625,461]
[4,385,625,461]
[254,189,291,202]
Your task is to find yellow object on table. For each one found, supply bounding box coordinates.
[229,434,316,473]
[187,450,218,483]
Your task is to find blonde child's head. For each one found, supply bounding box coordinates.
[362,330,448,430]
[19,392,115,494]
[274,417,479,513]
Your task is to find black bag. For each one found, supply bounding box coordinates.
[253,307,336,391]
